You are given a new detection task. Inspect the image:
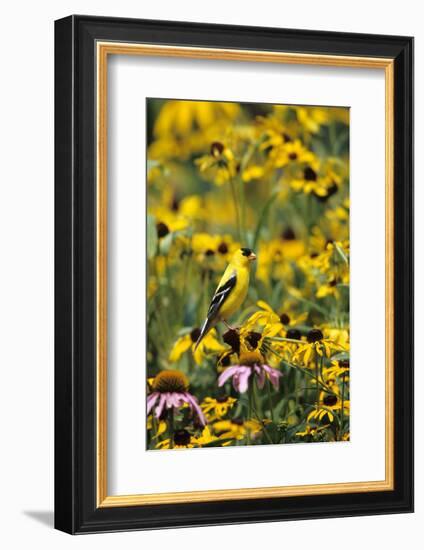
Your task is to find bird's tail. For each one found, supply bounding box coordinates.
[194,317,215,351]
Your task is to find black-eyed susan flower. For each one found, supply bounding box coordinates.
[246,299,307,334]
[191,232,239,264]
[323,327,350,350]
[169,327,225,366]
[325,358,350,380]
[196,141,238,186]
[296,424,330,438]
[194,426,222,446]
[292,328,344,366]
[156,428,196,449]
[294,106,329,134]
[307,392,350,424]
[213,418,261,440]
[147,415,167,439]
[268,139,317,169]
[154,100,239,139]
[147,370,206,425]
[218,350,282,393]
[156,426,225,449]
[316,276,342,299]
[201,395,236,421]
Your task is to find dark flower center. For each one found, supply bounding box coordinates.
[286,328,302,340]
[339,359,350,368]
[280,313,290,325]
[210,141,224,157]
[232,418,244,426]
[315,182,338,203]
[190,327,201,343]
[205,249,215,256]
[304,166,318,181]
[328,182,338,194]
[282,227,296,240]
[216,395,228,403]
[288,152,298,161]
[223,329,240,354]
[310,252,319,259]
[282,133,292,143]
[329,278,338,287]
[219,353,232,367]
[323,395,338,407]
[180,249,193,259]
[245,331,262,349]
[307,329,324,343]
[152,370,189,393]
[171,196,179,211]
[156,222,170,239]
[173,429,191,446]
[217,242,229,254]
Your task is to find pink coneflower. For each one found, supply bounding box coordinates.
[218,351,282,394]
[147,369,206,426]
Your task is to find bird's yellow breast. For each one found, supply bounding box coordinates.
[218,266,249,320]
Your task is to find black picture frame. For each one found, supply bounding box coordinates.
[55,15,414,534]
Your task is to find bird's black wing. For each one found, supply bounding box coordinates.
[194,272,237,350]
[207,272,237,320]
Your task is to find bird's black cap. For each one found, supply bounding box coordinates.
[241,247,252,257]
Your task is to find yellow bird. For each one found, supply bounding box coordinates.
[195,247,256,350]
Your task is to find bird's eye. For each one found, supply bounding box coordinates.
[241,248,252,257]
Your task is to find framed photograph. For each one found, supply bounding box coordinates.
[54,15,413,533]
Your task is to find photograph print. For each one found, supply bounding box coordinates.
[146,98,350,450]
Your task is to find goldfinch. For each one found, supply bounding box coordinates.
[195,247,256,350]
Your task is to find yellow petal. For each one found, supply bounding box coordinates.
[304,346,313,365]
[169,335,192,362]
[257,300,273,312]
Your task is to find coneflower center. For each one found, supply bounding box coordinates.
[239,350,264,366]
[152,370,189,393]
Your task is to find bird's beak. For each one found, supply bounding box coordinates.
[248,252,257,261]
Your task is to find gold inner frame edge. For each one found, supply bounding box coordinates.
[96,42,394,508]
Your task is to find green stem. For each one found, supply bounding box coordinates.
[247,385,252,445]
[237,176,247,244]
[263,344,333,394]
[266,336,304,345]
[229,177,242,242]
[314,350,320,409]
[334,242,349,265]
[340,374,345,441]
[266,378,275,423]
[168,408,175,449]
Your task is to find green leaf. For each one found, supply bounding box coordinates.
[201,438,234,448]
[147,214,158,259]
[147,160,160,171]
[159,232,174,255]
